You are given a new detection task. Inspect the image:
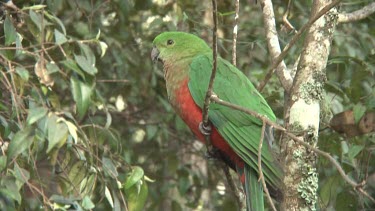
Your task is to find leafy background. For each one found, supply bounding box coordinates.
[0,0,374,210]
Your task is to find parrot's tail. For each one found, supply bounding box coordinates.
[244,164,264,211]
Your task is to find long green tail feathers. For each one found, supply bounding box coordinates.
[244,165,264,211]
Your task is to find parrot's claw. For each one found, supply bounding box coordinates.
[199,122,212,136]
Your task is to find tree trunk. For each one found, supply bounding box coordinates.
[281,0,338,210]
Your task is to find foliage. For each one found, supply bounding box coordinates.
[0,2,147,210]
[0,0,374,210]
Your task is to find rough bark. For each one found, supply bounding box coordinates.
[281,0,338,210]
[338,2,375,23]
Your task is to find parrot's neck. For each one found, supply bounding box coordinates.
[163,59,191,105]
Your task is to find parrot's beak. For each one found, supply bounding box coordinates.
[151,47,162,63]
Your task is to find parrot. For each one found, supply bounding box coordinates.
[151,31,283,211]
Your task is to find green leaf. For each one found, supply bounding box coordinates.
[26,107,48,125]
[29,10,42,31]
[95,29,101,40]
[15,67,29,81]
[340,141,349,155]
[4,16,16,46]
[0,156,6,172]
[105,186,114,208]
[2,180,22,203]
[74,54,98,75]
[70,77,93,119]
[13,164,30,184]
[177,168,190,195]
[171,200,183,211]
[104,111,112,129]
[15,32,23,56]
[80,174,95,195]
[102,157,118,178]
[125,180,148,211]
[54,29,68,45]
[146,125,158,140]
[82,195,95,209]
[319,176,339,207]
[124,166,144,189]
[60,59,85,79]
[68,161,87,187]
[7,127,34,163]
[49,195,76,208]
[113,192,121,211]
[46,62,60,74]
[336,190,358,210]
[366,93,375,108]
[22,5,47,10]
[99,41,108,57]
[61,120,78,144]
[353,103,366,124]
[46,115,69,153]
[348,145,364,160]
[78,43,96,69]
[0,115,10,138]
[44,11,66,35]
[0,49,15,60]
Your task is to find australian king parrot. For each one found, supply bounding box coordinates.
[151,32,283,211]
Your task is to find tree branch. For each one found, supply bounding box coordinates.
[257,0,341,92]
[232,0,239,66]
[209,95,374,203]
[338,2,375,23]
[259,0,293,92]
[280,1,339,208]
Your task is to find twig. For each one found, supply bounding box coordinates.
[209,95,374,202]
[257,121,277,211]
[257,0,341,92]
[338,2,375,23]
[259,0,293,92]
[201,0,218,129]
[2,0,19,11]
[8,61,22,125]
[232,0,239,66]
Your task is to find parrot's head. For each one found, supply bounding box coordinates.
[151,32,211,64]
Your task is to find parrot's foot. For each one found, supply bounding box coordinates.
[199,122,212,136]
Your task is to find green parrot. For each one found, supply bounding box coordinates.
[152,31,283,211]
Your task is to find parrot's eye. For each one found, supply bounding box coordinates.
[167,39,174,45]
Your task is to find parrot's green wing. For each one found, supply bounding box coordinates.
[188,54,282,210]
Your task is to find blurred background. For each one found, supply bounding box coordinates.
[0,0,374,210]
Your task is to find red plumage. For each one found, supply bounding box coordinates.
[174,79,246,182]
